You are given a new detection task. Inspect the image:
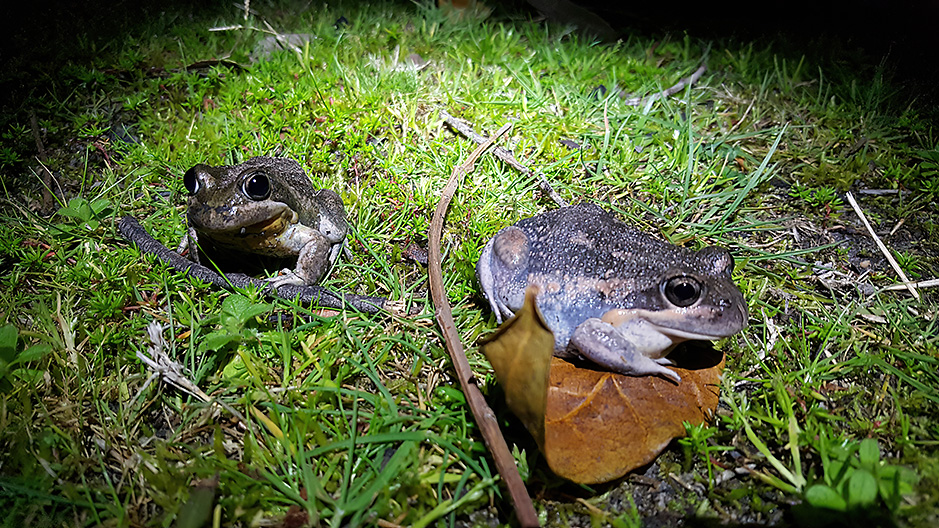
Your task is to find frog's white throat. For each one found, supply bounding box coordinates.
[601,308,733,343]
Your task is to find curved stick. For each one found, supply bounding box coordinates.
[622,63,707,106]
[427,123,540,527]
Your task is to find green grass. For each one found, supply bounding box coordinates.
[1,0,938,526]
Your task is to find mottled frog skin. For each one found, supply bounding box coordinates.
[476,203,748,382]
[183,156,347,285]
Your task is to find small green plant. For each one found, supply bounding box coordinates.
[922,175,939,199]
[198,293,274,354]
[0,146,23,168]
[892,250,924,280]
[0,324,54,392]
[54,196,113,232]
[679,421,733,487]
[789,182,843,214]
[726,374,919,524]
[804,436,918,514]
[917,148,939,196]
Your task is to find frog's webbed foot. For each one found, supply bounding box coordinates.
[570,318,681,383]
[265,269,308,288]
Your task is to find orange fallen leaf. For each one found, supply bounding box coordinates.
[481,286,725,484]
[544,347,723,484]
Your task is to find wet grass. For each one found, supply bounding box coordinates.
[1,0,937,526]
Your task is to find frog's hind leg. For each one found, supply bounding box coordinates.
[569,318,681,383]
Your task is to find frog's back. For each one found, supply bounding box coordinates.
[517,203,693,348]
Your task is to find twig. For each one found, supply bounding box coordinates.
[881,278,939,292]
[439,109,568,208]
[856,189,911,196]
[136,321,213,403]
[727,97,755,135]
[622,63,707,106]
[136,322,250,427]
[118,216,396,313]
[844,192,920,300]
[427,123,539,527]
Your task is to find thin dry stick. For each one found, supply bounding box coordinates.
[727,97,755,135]
[622,63,707,106]
[845,191,920,300]
[439,109,568,208]
[428,122,539,527]
[136,322,251,429]
[881,278,939,291]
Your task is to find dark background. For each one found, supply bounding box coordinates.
[3,0,938,117]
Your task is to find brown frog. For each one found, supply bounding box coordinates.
[182,156,347,285]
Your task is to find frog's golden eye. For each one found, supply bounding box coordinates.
[663,276,702,307]
[183,167,200,195]
[243,171,272,200]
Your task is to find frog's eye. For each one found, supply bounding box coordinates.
[183,167,200,195]
[664,276,702,307]
[243,172,272,200]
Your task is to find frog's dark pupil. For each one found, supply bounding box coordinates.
[183,168,199,195]
[664,276,701,307]
[243,172,271,200]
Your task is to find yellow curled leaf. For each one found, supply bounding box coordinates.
[480,285,554,447]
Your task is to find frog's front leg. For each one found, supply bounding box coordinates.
[177,225,202,265]
[477,225,530,323]
[295,231,333,284]
[569,317,681,383]
[267,230,333,287]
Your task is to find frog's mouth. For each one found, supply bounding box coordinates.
[193,206,299,253]
[648,325,727,342]
[240,209,294,235]
[602,305,747,342]
[188,201,298,237]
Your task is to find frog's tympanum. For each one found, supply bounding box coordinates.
[476,203,747,383]
[183,156,347,285]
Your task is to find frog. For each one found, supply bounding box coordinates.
[476,203,748,383]
[181,156,347,286]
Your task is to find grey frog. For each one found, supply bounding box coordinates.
[182,156,347,285]
[476,203,748,383]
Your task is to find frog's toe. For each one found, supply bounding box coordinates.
[624,354,681,383]
[495,303,516,324]
[650,363,681,383]
[615,354,681,383]
[265,269,307,288]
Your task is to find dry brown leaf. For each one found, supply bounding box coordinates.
[481,286,725,485]
[544,347,723,484]
[480,285,554,444]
